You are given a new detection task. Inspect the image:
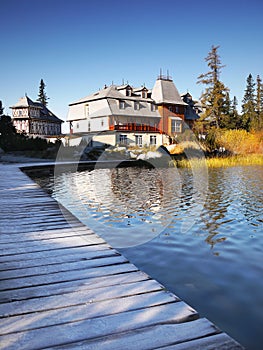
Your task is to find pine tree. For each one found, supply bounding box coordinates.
[220,92,238,129]
[255,75,263,130]
[0,100,3,116]
[241,74,256,131]
[37,79,49,106]
[231,96,241,129]
[197,45,229,129]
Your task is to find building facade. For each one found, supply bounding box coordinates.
[67,75,200,147]
[11,96,63,138]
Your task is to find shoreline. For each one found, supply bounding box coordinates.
[171,153,263,168]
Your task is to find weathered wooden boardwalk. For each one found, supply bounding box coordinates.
[0,163,244,349]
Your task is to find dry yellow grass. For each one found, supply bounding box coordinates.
[171,154,263,168]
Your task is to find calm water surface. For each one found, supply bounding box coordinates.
[35,165,263,349]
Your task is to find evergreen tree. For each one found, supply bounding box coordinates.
[0,100,3,115]
[197,45,229,129]
[255,75,263,130]
[220,91,232,128]
[231,96,241,129]
[256,75,262,114]
[241,74,256,130]
[37,79,49,106]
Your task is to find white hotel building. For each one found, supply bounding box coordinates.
[67,75,201,147]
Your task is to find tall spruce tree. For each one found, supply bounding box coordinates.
[37,79,49,106]
[220,93,239,129]
[255,75,263,130]
[0,100,4,116]
[231,96,241,128]
[197,45,229,129]
[241,74,256,130]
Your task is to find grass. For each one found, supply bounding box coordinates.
[171,154,263,168]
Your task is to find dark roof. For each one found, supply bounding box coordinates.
[35,102,63,123]
[11,96,63,123]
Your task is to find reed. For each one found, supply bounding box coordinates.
[171,154,263,168]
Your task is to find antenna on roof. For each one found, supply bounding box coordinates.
[25,92,27,97]
[112,80,114,86]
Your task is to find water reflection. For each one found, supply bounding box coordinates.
[33,166,262,251]
[49,166,208,247]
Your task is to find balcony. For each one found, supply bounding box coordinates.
[109,124,161,132]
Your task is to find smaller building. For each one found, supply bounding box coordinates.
[10,96,63,138]
[181,92,202,129]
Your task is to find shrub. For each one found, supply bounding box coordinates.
[216,129,263,154]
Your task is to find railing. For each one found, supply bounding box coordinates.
[110,124,160,132]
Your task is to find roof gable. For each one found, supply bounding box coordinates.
[11,96,63,123]
[151,78,187,105]
[11,96,40,109]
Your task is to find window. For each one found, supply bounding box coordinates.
[119,134,128,145]
[142,91,147,98]
[88,121,91,132]
[150,135,157,145]
[134,101,140,110]
[135,135,143,146]
[169,106,173,112]
[151,103,156,112]
[126,89,132,96]
[101,120,104,127]
[119,100,125,109]
[85,104,89,117]
[175,106,179,113]
[76,123,79,129]
[171,119,181,133]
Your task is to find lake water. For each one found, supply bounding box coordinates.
[33,165,263,349]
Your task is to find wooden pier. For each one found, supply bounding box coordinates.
[0,163,244,349]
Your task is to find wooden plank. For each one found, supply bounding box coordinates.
[158,332,244,349]
[0,221,85,233]
[0,223,85,234]
[0,217,77,227]
[0,291,181,335]
[0,262,138,291]
[0,226,93,244]
[0,248,119,271]
[0,255,128,279]
[0,231,97,250]
[0,235,105,256]
[0,279,170,317]
[0,243,111,263]
[0,271,149,303]
[0,317,220,350]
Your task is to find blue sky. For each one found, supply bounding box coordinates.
[1,0,262,132]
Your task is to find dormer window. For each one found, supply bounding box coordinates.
[126,88,132,97]
[151,103,156,112]
[119,100,125,109]
[85,104,89,117]
[134,101,140,110]
[142,91,147,98]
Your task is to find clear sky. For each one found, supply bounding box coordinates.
[1,0,262,132]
